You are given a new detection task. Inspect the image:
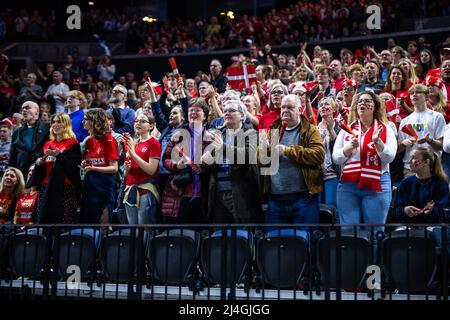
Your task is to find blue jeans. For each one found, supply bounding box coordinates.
[320,177,339,209]
[125,191,159,225]
[266,193,320,231]
[336,172,391,233]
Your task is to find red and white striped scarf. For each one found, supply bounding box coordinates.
[341,120,387,192]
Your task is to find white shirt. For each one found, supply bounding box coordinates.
[442,122,450,153]
[398,109,446,169]
[332,121,397,174]
[45,82,69,113]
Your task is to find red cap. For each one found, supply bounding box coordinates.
[0,118,13,127]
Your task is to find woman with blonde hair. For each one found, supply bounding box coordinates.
[79,108,118,224]
[241,94,261,128]
[393,147,448,223]
[426,76,450,122]
[0,167,25,224]
[332,91,397,230]
[398,58,419,86]
[33,112,81,223]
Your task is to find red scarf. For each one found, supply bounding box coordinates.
[341,120,387,192]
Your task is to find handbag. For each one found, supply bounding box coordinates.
[172,167,193,188]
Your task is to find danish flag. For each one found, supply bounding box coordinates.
[225,64,257,91]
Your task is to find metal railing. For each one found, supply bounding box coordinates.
[0,223,448,301]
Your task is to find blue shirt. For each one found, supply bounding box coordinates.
[23,127,34,151]
[69,109,89,142]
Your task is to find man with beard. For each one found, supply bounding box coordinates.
[379,50,393,83]
[364,60,385,94]
[329,59,345,92]
[106,84,135,134]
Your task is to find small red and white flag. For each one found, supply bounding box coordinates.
[168,57,181,81]
[225,64,257,91]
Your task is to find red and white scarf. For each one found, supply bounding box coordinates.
[341,120,387,192]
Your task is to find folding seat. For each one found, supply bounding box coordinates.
[201,229,252,287]
[320,204,336,225]
[9,228,48,278]
[149,229,199,285]
[256,229,309,288]
[317,230,372,290]
[100,228,147,283]
[381,228,438,293]
[55,228,101,281]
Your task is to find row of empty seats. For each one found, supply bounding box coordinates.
[0,225,448,295]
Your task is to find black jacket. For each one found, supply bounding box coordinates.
[31,141,81,223]
[206,123,263,222]
[9,121,50,176]
[210,74,228,94]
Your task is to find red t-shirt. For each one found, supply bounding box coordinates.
[14,191,38,224]
[84,133,119,167]
[0,192,14,224]
[126,137,161,187]
[42,138,79,186]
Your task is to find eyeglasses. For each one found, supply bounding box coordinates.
[357,99,374,104]
[199,87,209,90]
[223,108,239,114]
[271,90,285,95]
[51,120,62,124]
[112,90,124,94]
[134,119,149,124]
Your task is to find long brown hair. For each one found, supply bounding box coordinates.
[414,147,448,182]
[384,65,409,91]
[348,91,388,124]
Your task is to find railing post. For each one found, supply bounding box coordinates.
[442,225,448,300]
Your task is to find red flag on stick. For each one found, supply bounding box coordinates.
[162,78,170,93]
[401,123,418,141]
[338,119,357,137]
[175,146,200,169]
[168,57,181,81]
[225,64,257,90]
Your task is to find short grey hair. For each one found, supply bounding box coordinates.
[224,99,247,122]
[281,94,301,109]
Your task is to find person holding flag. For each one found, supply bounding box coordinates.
[332,91,397,231]
[398,84,446,178]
